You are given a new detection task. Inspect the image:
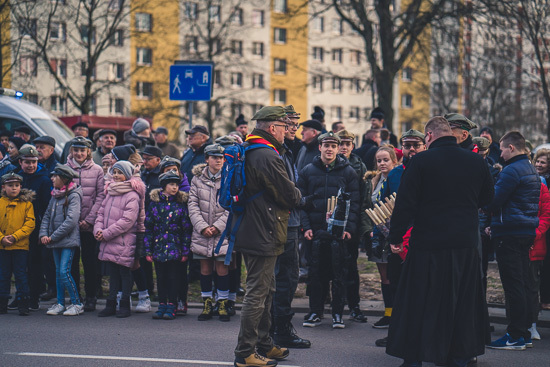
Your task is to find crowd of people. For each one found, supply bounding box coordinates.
[0,104,549,367]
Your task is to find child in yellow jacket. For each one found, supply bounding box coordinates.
[0,172,36,315]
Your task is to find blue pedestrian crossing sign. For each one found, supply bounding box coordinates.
[170,62,213,101]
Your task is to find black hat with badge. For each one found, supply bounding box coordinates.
[318,131,341,145]
[1,172,23,185]
[70,136,93,149]
[159,171,182,188]
[159,156,181,171]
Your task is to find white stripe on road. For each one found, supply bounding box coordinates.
[5,352,302,367]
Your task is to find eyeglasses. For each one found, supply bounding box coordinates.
[273,124,288,131]
[287,123,299,130]
[402,143,424,149]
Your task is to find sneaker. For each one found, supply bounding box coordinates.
[162,303,176,320]
[529,325,541,340]
[46,303,65,315]
[375,336,388,347]
[83,297,97,312]
[63,304,84,316]
[226,300,236,316]
[349,307,368,323]
[217,300,230,322]
[487,333,526,350]
[257,345,289,360]
[525,337,533,348]
[198,297,213,321]
[234,352,277,367]
[135,296,151,313]
[332,314,345,329]
[7,298,18,310]
[153,303,167,319]
[176,300,187,316]
[303,312,321,327]
[373,315,391,329]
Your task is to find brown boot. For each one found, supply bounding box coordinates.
[258,345,289,361]
[234,352,277,367]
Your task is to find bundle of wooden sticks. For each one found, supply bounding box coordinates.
[365,193,396,237]
[326,196,338,213]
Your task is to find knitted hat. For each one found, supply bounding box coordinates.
[111,144,136,161]
[235,114,247,127]
[132,118,150,134]
[311,106,325,121]
[112,161,135,180]
[370,107,385,120]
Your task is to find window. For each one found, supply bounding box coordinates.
[273,89,286,104]
[209,5,220,23]
[109,63,124,81]
[332,19,343,35]
[401,94,412,108]
[252,42,264,58]
[231,40,243,56]
[231,8,243,25]
[136,47,152,65]
[213,70,222,87]
[252,10,264,27]
[80,25,96,44]
[26,94,38,104]
[184,2,198,20]
[108,0,123,10]
[110,98,124,115]
[185,36,198,53]
[350,78,361,93]
[19,56,37,77]
[274,28,286,44]
[349,106,360,120]
[313,75,323,92]
[50,96,67,113]
[231,103,243,119]
[50,59,67,78]
[80,61,96,78]
[109,29,124,46]
[313,47,324,62]
[332,77,342,92]
[274,0,287,13]
[135,13,152,32]
[350,50,361,65]
[332,48,343,63]
[231,72,243,88]
[252,73,264,89]
[50,22,66,42]
[331,106,342,120]
[89,97,97,115]
[20,18,37,37]
[211,102,222,117]
[402,67,412,82]
[136,82,153,99]
[313,16,324,32]
[274,58,287,74]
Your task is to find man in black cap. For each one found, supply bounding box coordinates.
[13,126,32,142]
[181,125,211,183]
[295,119,323,172]
[92,129,117,165]
[445,113,478,151]
[33,136,58,174]
[154,127,180,158]
[235,114,249,139]
[369,107,398,147]
[353,129,381,170]
[61,122,90,163]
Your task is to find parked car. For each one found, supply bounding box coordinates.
[0,90,74,160]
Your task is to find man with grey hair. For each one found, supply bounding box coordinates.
[180,125,211,183]
[233,106,302,367]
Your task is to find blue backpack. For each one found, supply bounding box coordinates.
[215,143,275,264]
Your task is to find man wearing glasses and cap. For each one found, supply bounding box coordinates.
[282,105,302,163]
[181,125,211,183]
[445,113,478,152]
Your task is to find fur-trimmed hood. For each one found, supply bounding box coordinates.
[364,170,380,181]
[191,163,207,178]
[149,188,188,203]
[1,188,36,202]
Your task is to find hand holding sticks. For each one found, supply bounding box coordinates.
[365,193,396,238]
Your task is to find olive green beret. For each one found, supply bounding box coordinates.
[444,113,478,131]
[400,129,425,142]
[318,131,341,144]
[472,137,490,151]
[336,129,355,142]
[251,106,287,121]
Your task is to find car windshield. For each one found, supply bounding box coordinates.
[32,118,74,147]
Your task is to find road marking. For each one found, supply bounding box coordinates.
[5,352,302,367]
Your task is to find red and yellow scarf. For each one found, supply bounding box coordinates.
[245,134,280,155]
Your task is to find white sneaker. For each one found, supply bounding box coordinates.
[529,325,541,340]
[63,304,84,316]
[46,303,65,315]
[135,296,151,312]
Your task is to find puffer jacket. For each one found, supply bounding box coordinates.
[0,158,16,177]
[0,189,35,251]
[188,164,229,257]
[95,177,144,267]
[296,138,320,173]
[298,154,360,237]
[39,185,82,248]
[347,153,372,236]
[144,189,192,261]
[123,129,155,150]
[488,154,540,238]
[67,157,105,229]
[20,166,52,225]
[181,141,210,183]
[531,184,550,260]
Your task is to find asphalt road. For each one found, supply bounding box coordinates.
[1,307,549,367]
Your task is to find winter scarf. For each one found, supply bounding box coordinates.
[51,182,76,198]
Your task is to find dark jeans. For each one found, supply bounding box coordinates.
[28,232,45,301]
[177,260,188,303]
[308,238,347,316]
[346,237,360,309]
[273,227,299,319]
[42,246,56,292]
[527,260,542,323]
[0,250,29,298]
[494,235,533,340]
[139,257,155,294]
[79,231,99,298]
[235,254,277,358]
[107,262,132,301]
[155,260,179,304]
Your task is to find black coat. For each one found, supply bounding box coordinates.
[297,155,360,237]
[353,139,378,171]
[388,136,494,250]
[295,138,320,173]
[284,137,303,165]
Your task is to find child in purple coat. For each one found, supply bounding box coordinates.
[145,172,192,320]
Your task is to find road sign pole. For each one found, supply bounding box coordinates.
[188,102,193,129]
